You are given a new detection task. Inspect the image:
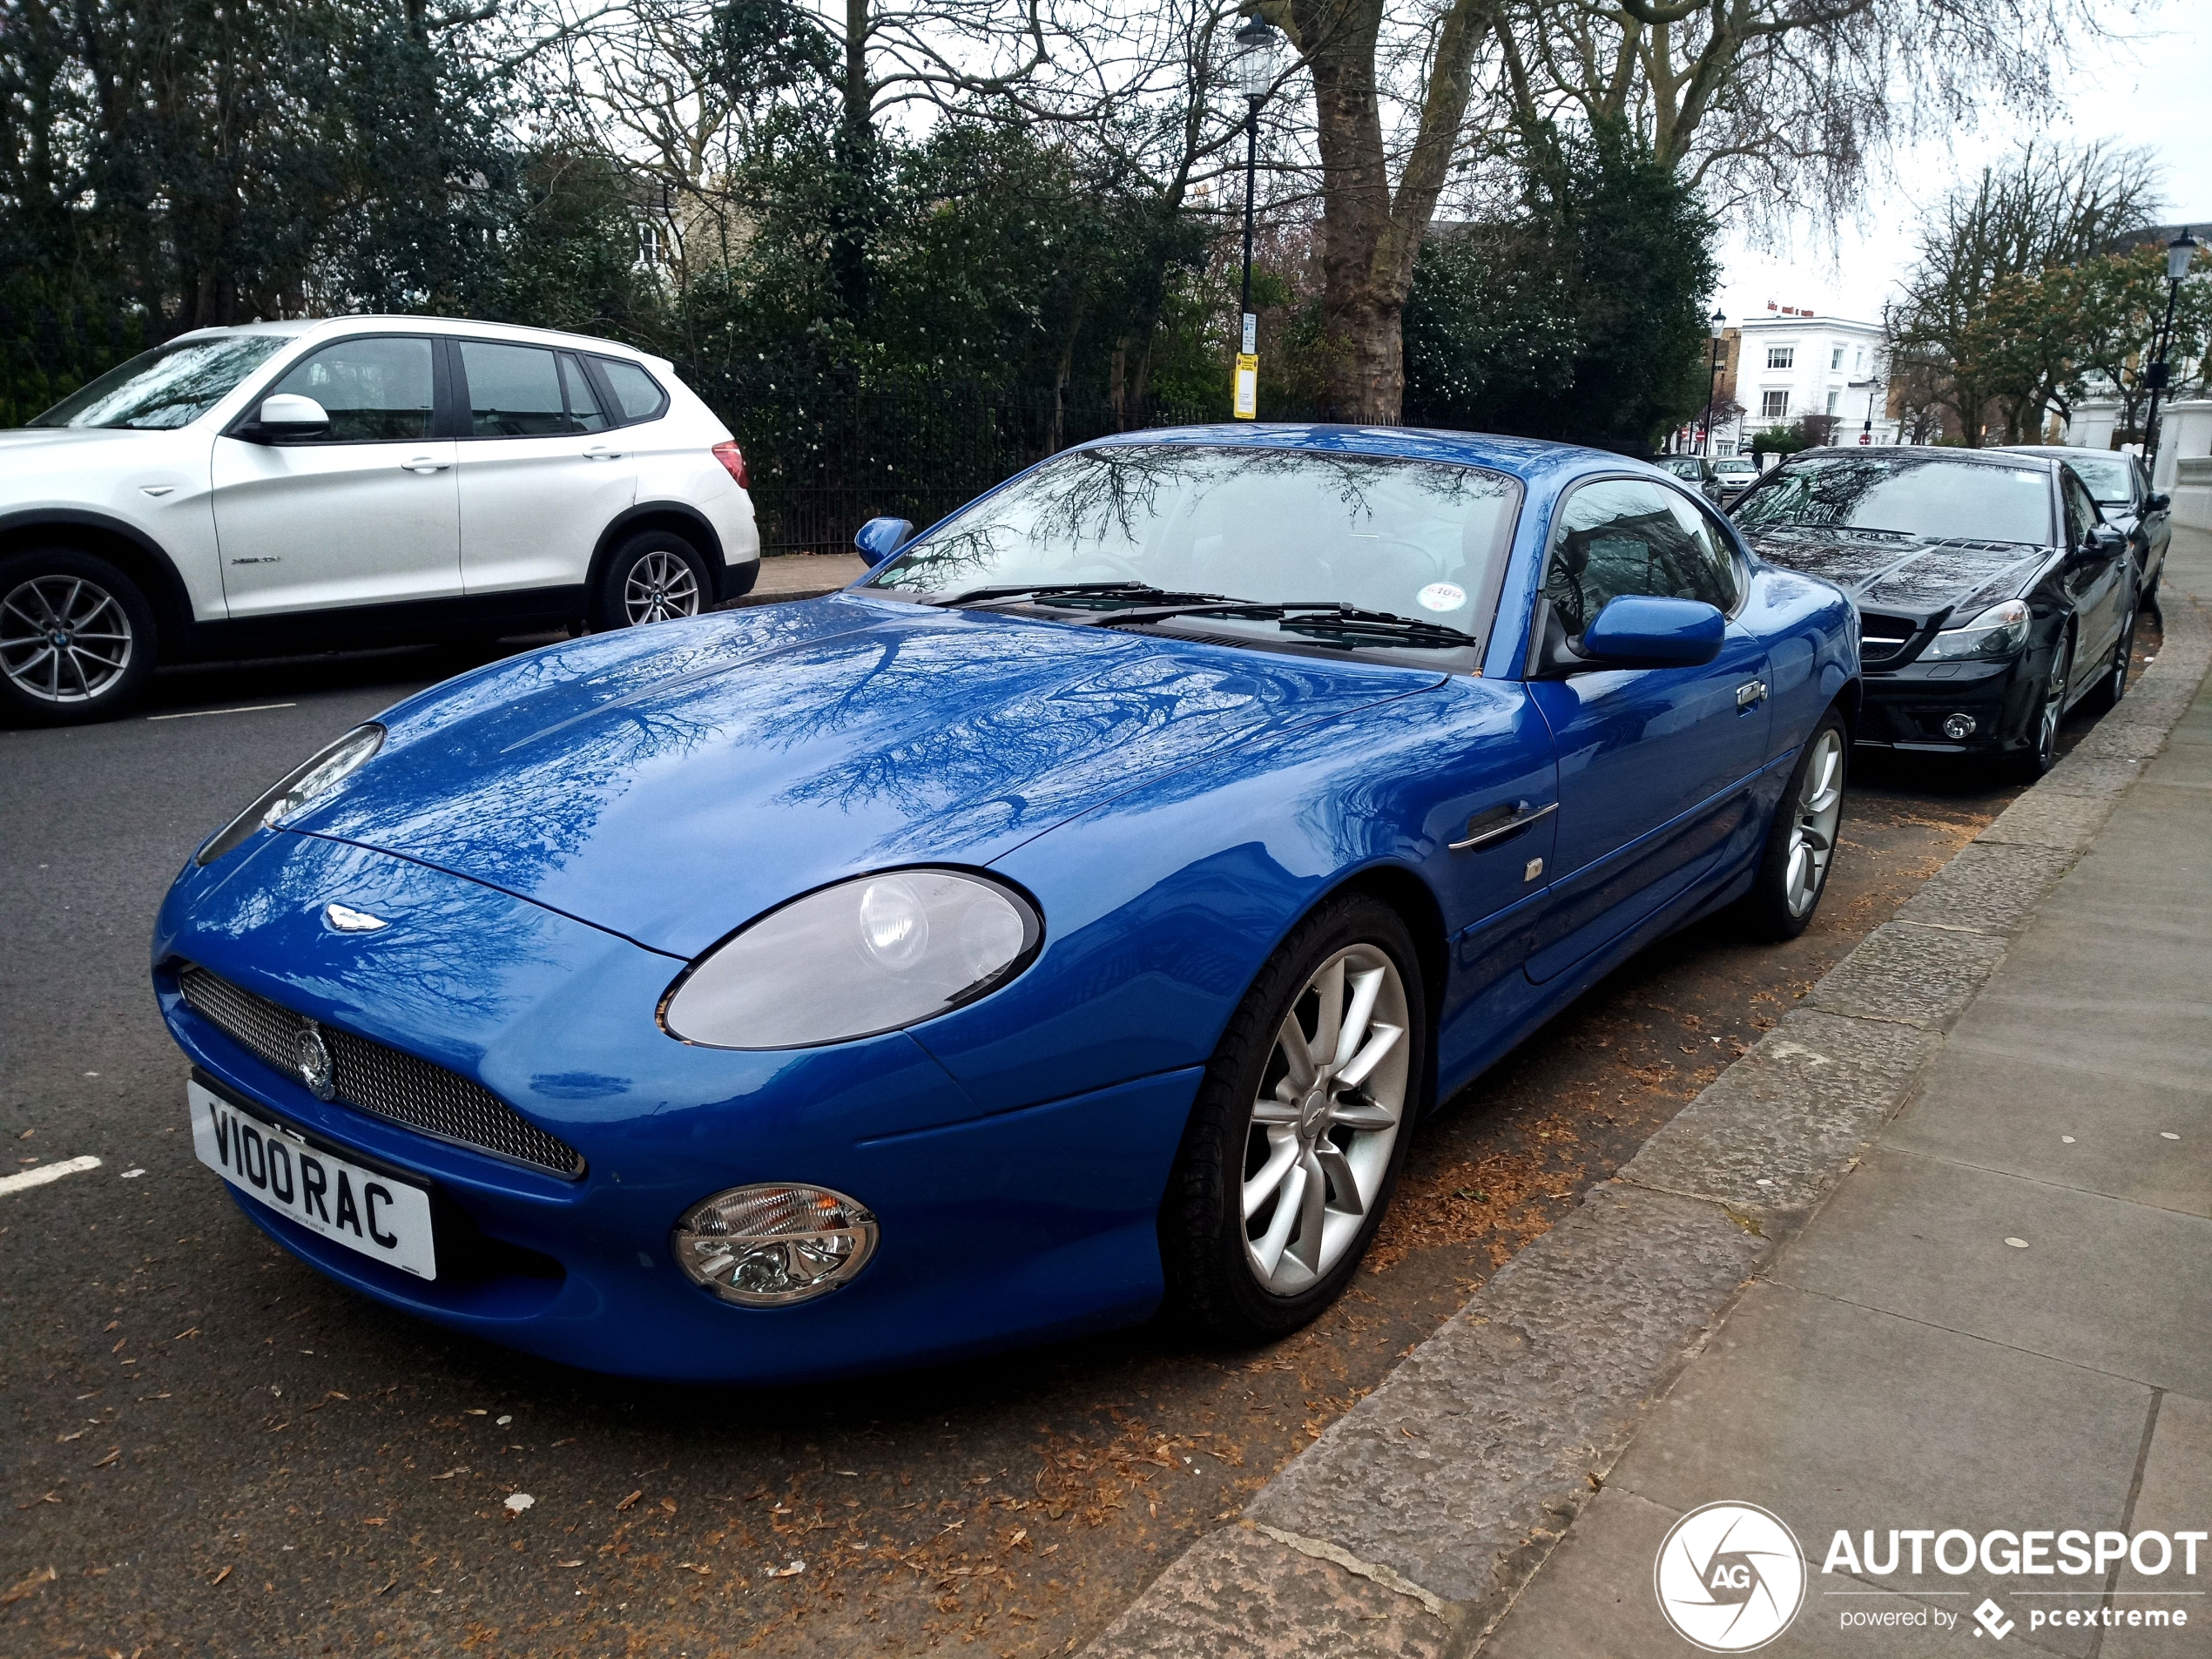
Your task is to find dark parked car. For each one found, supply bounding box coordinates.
[1730,448,2137,779]
[1999,445,2171,605]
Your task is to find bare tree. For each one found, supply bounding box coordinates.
[1885,142,2160,444]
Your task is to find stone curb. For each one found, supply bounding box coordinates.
[1080,593,2212,1659]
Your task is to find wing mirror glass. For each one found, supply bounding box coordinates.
[1577,595,1727,669]
[2146,490,2171,514]
[2078,523,2126,563]
[248,394,330,441]
[854,516,914,567]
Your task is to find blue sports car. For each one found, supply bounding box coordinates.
[153,425,1858,1382]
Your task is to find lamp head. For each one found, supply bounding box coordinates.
[1234,15,1283,98]
[2168,229,2199,285]
[1710,307,1726,339]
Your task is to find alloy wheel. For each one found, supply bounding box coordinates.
[2107,611,2134,705]
[2033,641,2070,769]
[0,574,134,705]
[1242,946,1411,1296]
[1784,725,1845,918]
[623,550,702,624]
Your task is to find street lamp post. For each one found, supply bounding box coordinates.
[1231,16,1282,421]
[2142,227,2198,477]
[1702,309,1725,455]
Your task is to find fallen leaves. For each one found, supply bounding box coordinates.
[503,1493,536,1514]
[615,1489,643,1512]
[90,1447,120,1469]
[209,1567,233,1587]
[1,1565,56,1606]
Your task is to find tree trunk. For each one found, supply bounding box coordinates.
[1289,0,1493,423]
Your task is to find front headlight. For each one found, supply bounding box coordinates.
[659,868,1042,1049]
[195,723,386,867]
[1919,599,2031,663]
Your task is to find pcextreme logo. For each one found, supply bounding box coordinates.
[1655,1501,1809,1651]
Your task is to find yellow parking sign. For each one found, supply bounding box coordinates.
[1233,354,1258,420]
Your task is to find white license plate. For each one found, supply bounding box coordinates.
[189,1080,437,1280]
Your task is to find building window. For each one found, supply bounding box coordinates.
[1825,389,1841,415]
[1762,390,1791,419]
[1853,347,1865,373]
[1766,347,1795,369]
[1831,346,1845,371]
[638,222,664,266]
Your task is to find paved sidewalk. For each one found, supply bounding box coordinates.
[1482,552,2212,1656]
[1088,532,2212,1659]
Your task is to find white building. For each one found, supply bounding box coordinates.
[1716,307,1898,454]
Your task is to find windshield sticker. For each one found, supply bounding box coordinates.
[1417,582,1467,612]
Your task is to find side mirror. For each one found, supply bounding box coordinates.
[1578,595,1727,669]
[246,394,330,442]
[2146,491,2171,514]
[853,516,914,566]
[2078,523,2127,563]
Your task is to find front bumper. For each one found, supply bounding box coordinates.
[155,830,1194,1383]
[1851,653,2040,754]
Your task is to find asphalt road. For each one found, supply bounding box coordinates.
[0,610,2160,1657]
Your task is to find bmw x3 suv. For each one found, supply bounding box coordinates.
[0,316,761,723]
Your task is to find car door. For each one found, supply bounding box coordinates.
[1520,478,1773,983]
[210,335,461,617]
[452,340,637,597]
[2059,466,2127,686]
[2134,455,2171,583]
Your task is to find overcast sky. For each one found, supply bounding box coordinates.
[1715,0,2212,328]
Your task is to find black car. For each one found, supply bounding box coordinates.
[1730,448,2137,778]
[1999,444,2172,605]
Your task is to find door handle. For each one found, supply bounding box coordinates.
[1737,678,1769,709]
[1450,799,1557,852]
[583,446,624,461]
[401,456,450,474]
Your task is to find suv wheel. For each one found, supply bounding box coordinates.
[0,548,157,725]
[593,531,711,631]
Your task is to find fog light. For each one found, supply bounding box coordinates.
[673,1184,878,1305]
[1942,713,1977,739]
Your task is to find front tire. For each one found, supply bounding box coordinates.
[1160,894,1426,1341]
[591,531,711,631]
[2009,632,2072,782]
[1742,711,1847,941]
[0,548,157,725]
[2081,601,2135,715]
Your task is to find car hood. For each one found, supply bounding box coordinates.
[297,595,1441,959]
[1740,525,2050,619]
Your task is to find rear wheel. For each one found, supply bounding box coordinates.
[0,548,157,725]
[1160,894,1425,1340]
[1742,711,1847,941]
[591,531,711,631]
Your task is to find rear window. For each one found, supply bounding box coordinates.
[1732,454,2054,546]
[595,357,668,422]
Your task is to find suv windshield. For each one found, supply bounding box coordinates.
[29,334,290,430]
[1731,453,2053,546]
[862,443,1521,658]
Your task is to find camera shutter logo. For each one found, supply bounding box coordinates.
[1653,1501,1806,1651]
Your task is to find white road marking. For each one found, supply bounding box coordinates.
[0,1156,101,1195]
[146,703,297,721]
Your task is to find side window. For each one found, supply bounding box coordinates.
[459,341,567,437]
[266,337,434,442]
[1543,479,1737,640]
[2060,471,2097,548]
[558,353,610,434]
[595,357,668,423]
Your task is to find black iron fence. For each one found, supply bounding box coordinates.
[678,361,1218,555]
[0,311,1231,556]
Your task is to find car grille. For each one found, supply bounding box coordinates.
[1858,612,1919,667]
[177,964,585,1179]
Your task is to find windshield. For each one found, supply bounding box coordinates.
[29,334,290,430]
[2060,454,2134,505]
[1731,454,2053,546]
[863,444,1521,658]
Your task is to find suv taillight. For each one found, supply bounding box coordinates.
[711,441,749,489]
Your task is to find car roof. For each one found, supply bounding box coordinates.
[1082,422,1668,487]
[168,314,661,365]
[1995,444,2130,462]
[1778,444,2059,473]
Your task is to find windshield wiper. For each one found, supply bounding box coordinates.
[1091,599,1480,649]
[923,581,1209,609]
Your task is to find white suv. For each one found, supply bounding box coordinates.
[0,315,760,723]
